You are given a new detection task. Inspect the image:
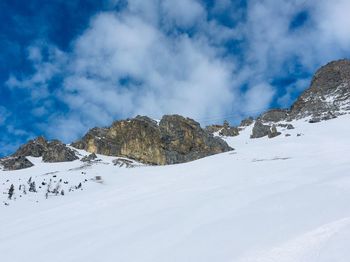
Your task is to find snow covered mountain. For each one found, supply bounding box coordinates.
[1,59,350,261]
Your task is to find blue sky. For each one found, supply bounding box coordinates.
[1,0,350,156]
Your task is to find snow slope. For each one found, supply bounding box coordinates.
[1,115,350,262]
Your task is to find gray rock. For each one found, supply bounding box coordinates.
[268,125,281,138]
[113,158,135,168]
[250,120,271,138]
[259,109,289,122]
[0,156,34,171]
[240,117,254,126]
[42,141,78,163]
[205,125,223,134]
[72,114,233,165]
[290,59,350,119]
[278,124,295,129]
[219,127,239,137]
[81,153,98,162]
[13,136,48,157]
[13,137,78,163]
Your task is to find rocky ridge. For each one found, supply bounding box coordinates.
[249,59,350,138]
[259,59,350,123]
[72,115,233,165]
[13,136,78,163]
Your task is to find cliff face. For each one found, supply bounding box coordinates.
[72,115,233,165]
[257,59,350,123]
[290,59,350,119]
[13,136,78,163]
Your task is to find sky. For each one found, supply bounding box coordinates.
[1,0,350,156]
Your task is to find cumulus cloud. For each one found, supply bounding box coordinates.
[6,0,350,143]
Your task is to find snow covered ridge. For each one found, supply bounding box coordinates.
[1,114,350,262]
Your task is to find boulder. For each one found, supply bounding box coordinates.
[268,125,281,138]
[0,156,34,171]
[250,120,271,138]
[72,115,233,165]
[81,153,98,162]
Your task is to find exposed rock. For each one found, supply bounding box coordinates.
[204,125,223,134]
[268,125,281,138]
[72,115,232,165]
[81,153,98,162]
[13,137,78,163]
[250,120,271,138]
[206,120,239,137]
[219,121,239,137]
[290,59,350,119]
[42,141,78,162]
[278,124,295,129]
[219,127,239,136]
[258,109,289,123]
[0,156,34,171]
[113,158,135,168]
[253,60,350,124]
[13,136,48,157]
[240,117,254,126]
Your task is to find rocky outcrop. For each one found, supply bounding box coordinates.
[42,141,78,162]
[206,121,239,137]
[240,117,254,127]
[0,156,34,171]
[250,121,281,139]
[268,125,281,138]
[72,115,233,165]
[205,125,223,134]
[290,59,350,119]
[219,121,239,137]
[13,137,78,163]
[258,109,289,123]
[81,153,98,162]
[250,120,271,138]
[255,59,350,124]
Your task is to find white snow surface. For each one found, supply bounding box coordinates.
[1,115,350,262]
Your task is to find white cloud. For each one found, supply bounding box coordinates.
[6,0,350,143]
[243,83,276,114]
[161,0,205,28]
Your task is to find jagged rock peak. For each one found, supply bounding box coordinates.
[72,114,233,165]
[13,136,78,163]
[256,59,350,123]
[290,59,350,119]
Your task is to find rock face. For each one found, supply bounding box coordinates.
[72,115,233,165]
[0,156,34,171]
[290,59,350,119]
[255,59,350,124]
[13,137,78,163]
